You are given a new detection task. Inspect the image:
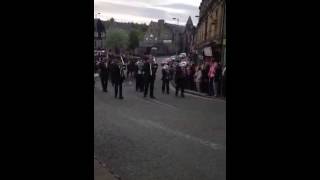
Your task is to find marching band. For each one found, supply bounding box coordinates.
[95,49,190,100]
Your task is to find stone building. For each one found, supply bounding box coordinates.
[193,0,226,66]
[138,19,185,56]
[182,16,196,55]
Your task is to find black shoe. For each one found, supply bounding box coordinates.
[119,96,124,99]
[144,94,147,98]
[181,94,185,98]
[150,96,156,99]
[115,96,117,98]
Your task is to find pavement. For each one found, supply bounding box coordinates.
[94,158,119,180]
[94,56,226,180]
[170,79,226,101]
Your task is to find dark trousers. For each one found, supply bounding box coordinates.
[208,78,214,96]
[162,80,169,94]
[222,77,226,97]
[175,78,185,97]
[114,81,123,98]
[214,80,220,97]
[100,75,108,91]
[136,74,144,92]
[144,78,155,97]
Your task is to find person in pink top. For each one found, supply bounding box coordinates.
[208,58,218,96]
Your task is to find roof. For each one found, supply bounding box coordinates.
[186,16,194,27]
[164,23,185,34]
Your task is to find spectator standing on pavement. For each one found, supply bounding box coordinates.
[143,55,158,98]
[185,65,191,90]
[201,61,210,93]
[161,64,170,94]
[190,64,196,90]
[214,61,222,97]
[98,58,110,92]
[194,66,202,92]
[222,66,226,97]
[208,58,217,96]
[175,62,187,97]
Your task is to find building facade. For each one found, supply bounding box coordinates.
[182,16,196,55]
[193,0,226,66]
[138,19,185,56]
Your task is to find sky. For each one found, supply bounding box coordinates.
[94,0,201,26]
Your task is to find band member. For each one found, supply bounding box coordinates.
[143,55,158,98]
[110,57,125,99]
[98,58,110,92]
[175,62,187,97]
[161,64,170,94]
[135,58,144,92]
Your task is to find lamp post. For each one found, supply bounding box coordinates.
[95,13,101,19]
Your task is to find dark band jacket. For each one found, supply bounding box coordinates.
[152,63,158,70]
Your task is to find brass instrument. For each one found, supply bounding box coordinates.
[119,55,126,78]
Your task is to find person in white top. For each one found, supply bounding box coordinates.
[194,66,202,92]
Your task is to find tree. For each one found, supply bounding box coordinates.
[106,28,129,50]
[128,30,140,50]
[110,17,115,23]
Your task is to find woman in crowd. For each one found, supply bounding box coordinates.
[194,66,202,92]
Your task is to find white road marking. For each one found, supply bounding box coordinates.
[133,96,179,111]
[124,115,224,151]
[148,99,179,110]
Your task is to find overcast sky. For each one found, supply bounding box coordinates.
[94,0,201,26]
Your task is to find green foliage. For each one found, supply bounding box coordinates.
[128,30,140,50]
[106,28,129,49]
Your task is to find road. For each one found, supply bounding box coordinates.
[94,56,226,180]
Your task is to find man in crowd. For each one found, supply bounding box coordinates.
[98,57,110,92]
[175,62,187,98]
[110,55,125,99]
[143,54,158,98]
[135,58,144,92]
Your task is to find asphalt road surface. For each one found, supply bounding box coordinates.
[94,56,226,180]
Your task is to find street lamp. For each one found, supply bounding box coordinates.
[172,17,179,25]
[95,13,101,19]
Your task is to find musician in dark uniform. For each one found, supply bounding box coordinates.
[135,58,144,92]
[175,62,187,97]
[161,64,170,94]
[98,58,110,92]
[143,55,158,98]
[110,56,125,99]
